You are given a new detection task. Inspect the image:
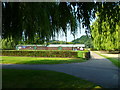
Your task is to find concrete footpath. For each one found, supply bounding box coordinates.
[2,51,120,88]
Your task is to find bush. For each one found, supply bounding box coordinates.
[2,50,90,59]
[2,50,78,58]
[84,52,91,59]
[77,51,90,59]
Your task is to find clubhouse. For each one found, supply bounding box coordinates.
[16,44,85,50]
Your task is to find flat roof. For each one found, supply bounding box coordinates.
[17,45,45,46]
[17,44,85,47]
[48,44,85,47]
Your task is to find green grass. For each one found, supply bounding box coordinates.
[94,52,120,68]
[1,56,86,64]
[106,57,120,68]
[2,69,101,88]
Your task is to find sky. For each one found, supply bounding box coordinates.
[55,27,86,42]
[55,18,96,42]
[55,5,96,42]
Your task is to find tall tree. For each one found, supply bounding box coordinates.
[91,16,119,50]
[2,2,120,45]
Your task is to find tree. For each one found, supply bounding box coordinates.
[91,16,119,51]
[0,37,15,49]
[2,2,120,45]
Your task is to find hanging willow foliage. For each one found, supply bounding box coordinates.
[2,2,120,44]
[91,16,119,50]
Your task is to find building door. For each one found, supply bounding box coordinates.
[58,46,62,50]
[34,46,37,50]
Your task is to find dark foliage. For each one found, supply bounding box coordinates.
[2,2,119,45]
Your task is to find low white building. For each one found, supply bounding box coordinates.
[16,44,85,50]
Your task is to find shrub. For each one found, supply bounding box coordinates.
[2,50,77,58]
[2,50,90,59]
[78,51,90,59]
[84,52,91,59]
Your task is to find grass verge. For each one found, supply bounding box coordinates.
[3,69,101,88]
[1,56,86,64]
[94,52,120,68]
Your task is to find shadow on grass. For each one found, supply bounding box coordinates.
[2,69,99,88]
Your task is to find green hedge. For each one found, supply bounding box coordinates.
[2,50,78,58]
[2,50,90,58]
[77,51,91,59]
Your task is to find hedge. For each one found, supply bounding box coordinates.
[77,51,91,59]
[2,50,77,58]
[2,50,90,58]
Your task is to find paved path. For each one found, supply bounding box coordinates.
[2,51,119,88]
[94,51,119,59]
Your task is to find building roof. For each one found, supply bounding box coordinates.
[17,44,85,47]
[47,44,85,47]
[17,45,45,47]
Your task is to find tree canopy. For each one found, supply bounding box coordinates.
[91,16,119,51]
[2,2,120,45]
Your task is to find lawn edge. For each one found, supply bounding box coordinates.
[93,51,120,68]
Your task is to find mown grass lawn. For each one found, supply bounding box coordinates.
[1,56,86,64]
[3,69,101,88]
[106,57,120,68]
[94,52,120,68]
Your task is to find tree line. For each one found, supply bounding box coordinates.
[2,2,120,50]
[91,14,119,51]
